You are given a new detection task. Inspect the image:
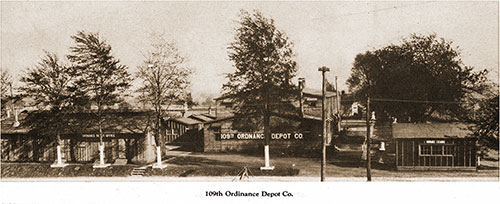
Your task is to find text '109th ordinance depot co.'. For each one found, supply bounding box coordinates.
[206,190,293,197]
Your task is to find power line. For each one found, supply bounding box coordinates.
[312,1,434,21]
[371,98,463,104]
[371,98,497,105]
[225,96,496,106]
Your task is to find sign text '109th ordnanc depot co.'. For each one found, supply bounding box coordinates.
[216,133,304,140]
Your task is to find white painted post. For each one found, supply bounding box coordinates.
[93,144,110,168]
[13,109,20,127]
[264,145,270,167]
[99,144,105,165]
[261,145,274,170]
[51,144,68,168]
[153,146,167,169]
[157,146,162,166]
[57,145,63,165]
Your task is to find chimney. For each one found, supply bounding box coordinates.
[181,102,188,117]
[298,78,305,90]
[298,78,305,117]
[13,108,20,127]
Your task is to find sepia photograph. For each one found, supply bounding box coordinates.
[1,0,499,203]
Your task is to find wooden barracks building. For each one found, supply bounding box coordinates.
[166,79,341,155]
[1,110,158,164]
[393,123,477,170]
[1,79,479,170]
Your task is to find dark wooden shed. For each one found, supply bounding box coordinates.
[163,117,203,144]
[393,123,477,171]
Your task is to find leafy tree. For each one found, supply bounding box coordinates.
[201,96,215,106]
[470,94,499,150]
[182,92,197,107]
[1,69,13,116]
[137,34,192,163]
[20,52,74,165]
[1,69,12,99]
[223,10,298,167]
[326,79,336,92]
[67,31,132,166]
[347,34,489,122]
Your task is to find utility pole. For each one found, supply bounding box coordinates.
[318,66,330,182]
[366,97,372,181]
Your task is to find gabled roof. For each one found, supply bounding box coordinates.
[214,88,336,102]
[188,114,214,123]
[1,110,153,135]
[214,93,240,101]
[168,117,202,125]
[202,115,235,125]
[200,113,216,119]
[302,88,336,98]
[392,123,472,139]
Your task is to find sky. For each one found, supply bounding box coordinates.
[1,1,498,102]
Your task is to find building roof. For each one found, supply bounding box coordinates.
[169,117,202,125]
[302,88,336,98]
[188,114,215,123]
[202,115,235,125]
[214,88,336,102]
[1,110,153,136]
[392,123,472,139]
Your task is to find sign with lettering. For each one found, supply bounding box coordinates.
[82,133,116,138]
[216,133,304,140]
[425,140,446,144]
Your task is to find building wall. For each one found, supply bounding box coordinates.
[395,138,477,170]
[203,117,323,156]
[1,133,156,164]
[164,119,200,144]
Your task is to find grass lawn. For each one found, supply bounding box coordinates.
[1,163,138,178]
[172,149,498,178]
[1,149,497,178]
[144,156,299,177]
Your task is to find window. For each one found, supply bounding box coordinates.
[431,145,443,155]
[213,127,221,134]
[444,145,454,155]
[420,145,431,155]
[213,127,222,140]
[419,144,454,156]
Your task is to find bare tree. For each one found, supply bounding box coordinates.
[137,34,192,168]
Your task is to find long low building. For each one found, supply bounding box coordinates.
[202,113,326,156]
[205,80,340,155]
[393,123,477,170]
[1,110,158,164]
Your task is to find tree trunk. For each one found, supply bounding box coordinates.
[153,101,167,168]
[156,109,162,163]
